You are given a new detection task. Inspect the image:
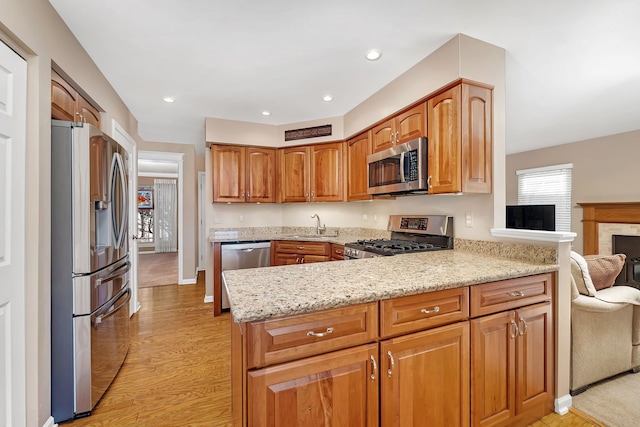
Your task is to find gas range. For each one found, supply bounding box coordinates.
[344,215,453,260]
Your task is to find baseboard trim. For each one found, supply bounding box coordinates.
[555,394,572,415]
[179,278,197,285]
[43,416,57,427]
[203,295,214,303]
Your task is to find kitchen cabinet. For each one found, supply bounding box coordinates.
[427,81,492,194]
[271,240,330,265]
[278,141,345,203]
[371,103,426,153]
[347,130,373,201]
[470,274,554,427]
[211,145,276,203]
[51,69,101,129]
[331,244,345,260]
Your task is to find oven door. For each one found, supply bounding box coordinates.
[367,137,427,194]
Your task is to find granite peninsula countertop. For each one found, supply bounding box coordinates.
[223,250,558,323]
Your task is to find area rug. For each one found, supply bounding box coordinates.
[138,252,178,287]
[572,371,640,426]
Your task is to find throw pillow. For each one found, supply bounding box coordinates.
[584,254,626,291]
[570,251,597,296]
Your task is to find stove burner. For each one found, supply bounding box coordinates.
[350,238,444,256]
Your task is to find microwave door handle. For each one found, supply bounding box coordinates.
[399,152,405,183]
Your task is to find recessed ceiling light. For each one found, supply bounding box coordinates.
[365,49,382,61]
[323,95,333,102]
[261,111,271,116]
[163,96,175,103]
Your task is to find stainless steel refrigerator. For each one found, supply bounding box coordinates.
[51,120,131,422]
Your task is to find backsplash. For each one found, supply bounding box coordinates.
[454,238,557,265]
[210,226,390,240]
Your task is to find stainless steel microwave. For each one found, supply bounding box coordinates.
[367,137,428,195]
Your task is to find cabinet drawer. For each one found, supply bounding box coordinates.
[247,302,378,369]
[380,287,469,338]
[470,273,554,318]
[331,244,345,260]
[273,240,330,256]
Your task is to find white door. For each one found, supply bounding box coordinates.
[0,40,27,427]
[112,120,140,314]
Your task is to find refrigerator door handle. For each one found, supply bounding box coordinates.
[93,288,131,326]
[95,261,131,288]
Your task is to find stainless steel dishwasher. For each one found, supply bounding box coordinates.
[220,241,271,310]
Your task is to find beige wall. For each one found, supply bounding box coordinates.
[1,1,144,425]
[139,141,198,282]
[505,129,640,253]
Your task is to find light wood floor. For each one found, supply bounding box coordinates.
[138,252,179,288]
[62,273,602,427]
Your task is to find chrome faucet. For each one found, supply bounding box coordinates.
[311,213,326,235]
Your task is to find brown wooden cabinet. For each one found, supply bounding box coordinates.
[427,82,492,194]
[347,131,373,201]
[271,240,330,265]
[331,243,345,260]
[51,69,101,129]
[470,274,554,427]
[279,142,345,203]
[372,103,427,153]
[211,144,276,203]
[380,322,470,427]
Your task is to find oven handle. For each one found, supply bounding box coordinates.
[95,261,131,288]
[399,152,405,183]
[94,288,131,326]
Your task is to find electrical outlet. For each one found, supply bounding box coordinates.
[239,215,244,223]
[374,214,378,222]
[362,213,368,221]
[465,211,473,228]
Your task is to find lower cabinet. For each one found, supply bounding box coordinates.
[470,302,553,427]
[247,343,379,427]
[380,322,470,427]
[271,240,330,265]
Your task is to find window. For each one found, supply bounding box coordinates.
[517,163,573,232]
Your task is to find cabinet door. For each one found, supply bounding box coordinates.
[380,322,469,427]
[471,310,516,427]
[461,84,492,193]
[371,118,395,153]
[51,69,79,121]
[248,343,378,427]
[212,145,246,202]
[395,103,426,144]
[279,146,310,202]
[427,85,461,194]
[246,147,276,203]
[516,302,554,422]
[273,253,300,266]
[77,96,101,129]
[347,131,372,201]
[310,142,344,202]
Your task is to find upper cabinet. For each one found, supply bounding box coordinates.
[51,69,101,129]
[279,142,344,203]
[211,145,276,203]
[427,82,492,194]
[371,103,427,153]
[346,131,372,201]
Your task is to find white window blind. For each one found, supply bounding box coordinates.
[517,163,573,232]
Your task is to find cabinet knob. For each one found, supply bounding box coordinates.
[387,350,395,377]
[306,327,334,338]
[519,317,528,336]
[427,175,433,189]
[510,319,519,339]
[370,355,377,381]
[246,192,250,200]
[420,306,440,315]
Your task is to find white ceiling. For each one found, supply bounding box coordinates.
[49,0,640,156]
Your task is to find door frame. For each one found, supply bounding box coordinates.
[111,120,140,314]
[198,171,206,271]
[137,150,186,283]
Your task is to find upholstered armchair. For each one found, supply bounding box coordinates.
[570,251,640,394]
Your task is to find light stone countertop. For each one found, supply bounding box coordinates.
[223,250,558,323]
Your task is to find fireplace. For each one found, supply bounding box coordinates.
[612,234,640,287]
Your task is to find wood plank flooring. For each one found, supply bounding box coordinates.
[61,272,602,427]
[138,252,179,288]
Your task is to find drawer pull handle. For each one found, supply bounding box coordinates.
[420,306,440,314]
[387,351,395,377]
[370,355,377,381]
[509,291,525,297]
[297,246,305,250]
[307,327,334,337]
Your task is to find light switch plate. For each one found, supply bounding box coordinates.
[465,211,473,228]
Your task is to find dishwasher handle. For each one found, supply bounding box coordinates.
[221,241,271,251]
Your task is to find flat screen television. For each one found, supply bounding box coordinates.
[506,204,556,231]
